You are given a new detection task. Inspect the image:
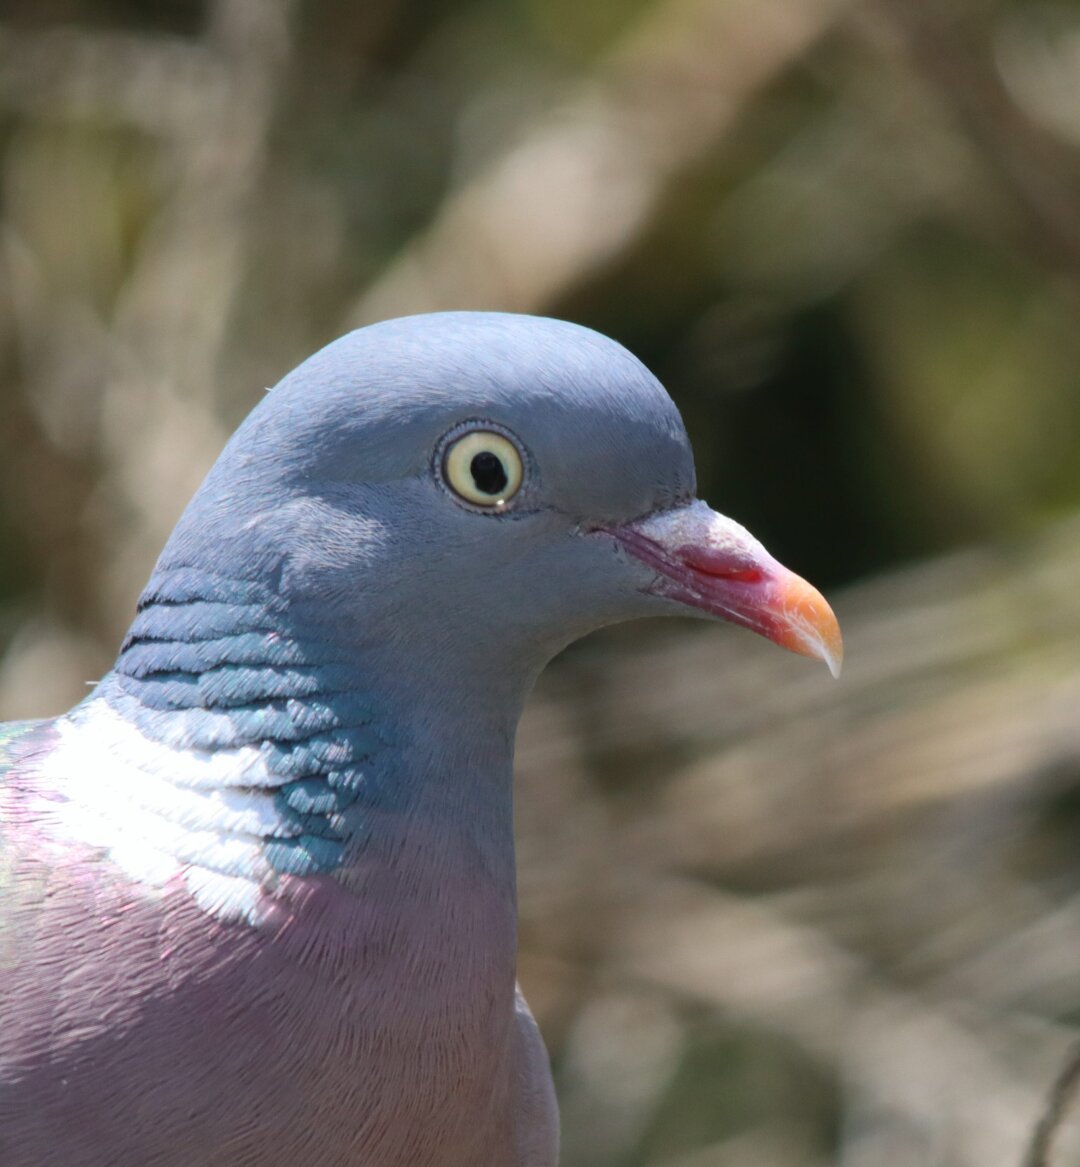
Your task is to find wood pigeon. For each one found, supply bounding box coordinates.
[0,312,841,1166]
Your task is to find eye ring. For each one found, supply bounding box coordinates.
[440,427,526,509]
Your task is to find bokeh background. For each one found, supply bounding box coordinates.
[3,1,1080,1163]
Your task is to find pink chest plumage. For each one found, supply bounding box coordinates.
[0,832,529,1167]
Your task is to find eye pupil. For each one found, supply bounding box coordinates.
[470,451,508,495]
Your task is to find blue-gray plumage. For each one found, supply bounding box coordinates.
[0,312,841,1166]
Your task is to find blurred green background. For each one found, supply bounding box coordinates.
[4,1,1080,1164]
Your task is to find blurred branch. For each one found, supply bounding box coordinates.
[873,0,1080,279]
[612,880,1041,1167]
[0,24,229,138]
[348,0,855,323]
[1024,1041,1080,1167]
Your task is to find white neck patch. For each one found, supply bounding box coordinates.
[34,700,298,924]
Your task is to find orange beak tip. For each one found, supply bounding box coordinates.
[772,574,844,679]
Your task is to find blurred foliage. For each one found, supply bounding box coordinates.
[3,0,1080,1164]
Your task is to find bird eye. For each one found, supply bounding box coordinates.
[441,429,525,508]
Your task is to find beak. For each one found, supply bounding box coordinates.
[606,500,843,677]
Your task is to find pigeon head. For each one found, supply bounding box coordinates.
[61,311,841,920]
[149,311,841,702]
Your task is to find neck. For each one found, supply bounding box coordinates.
[39,565,521,926]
